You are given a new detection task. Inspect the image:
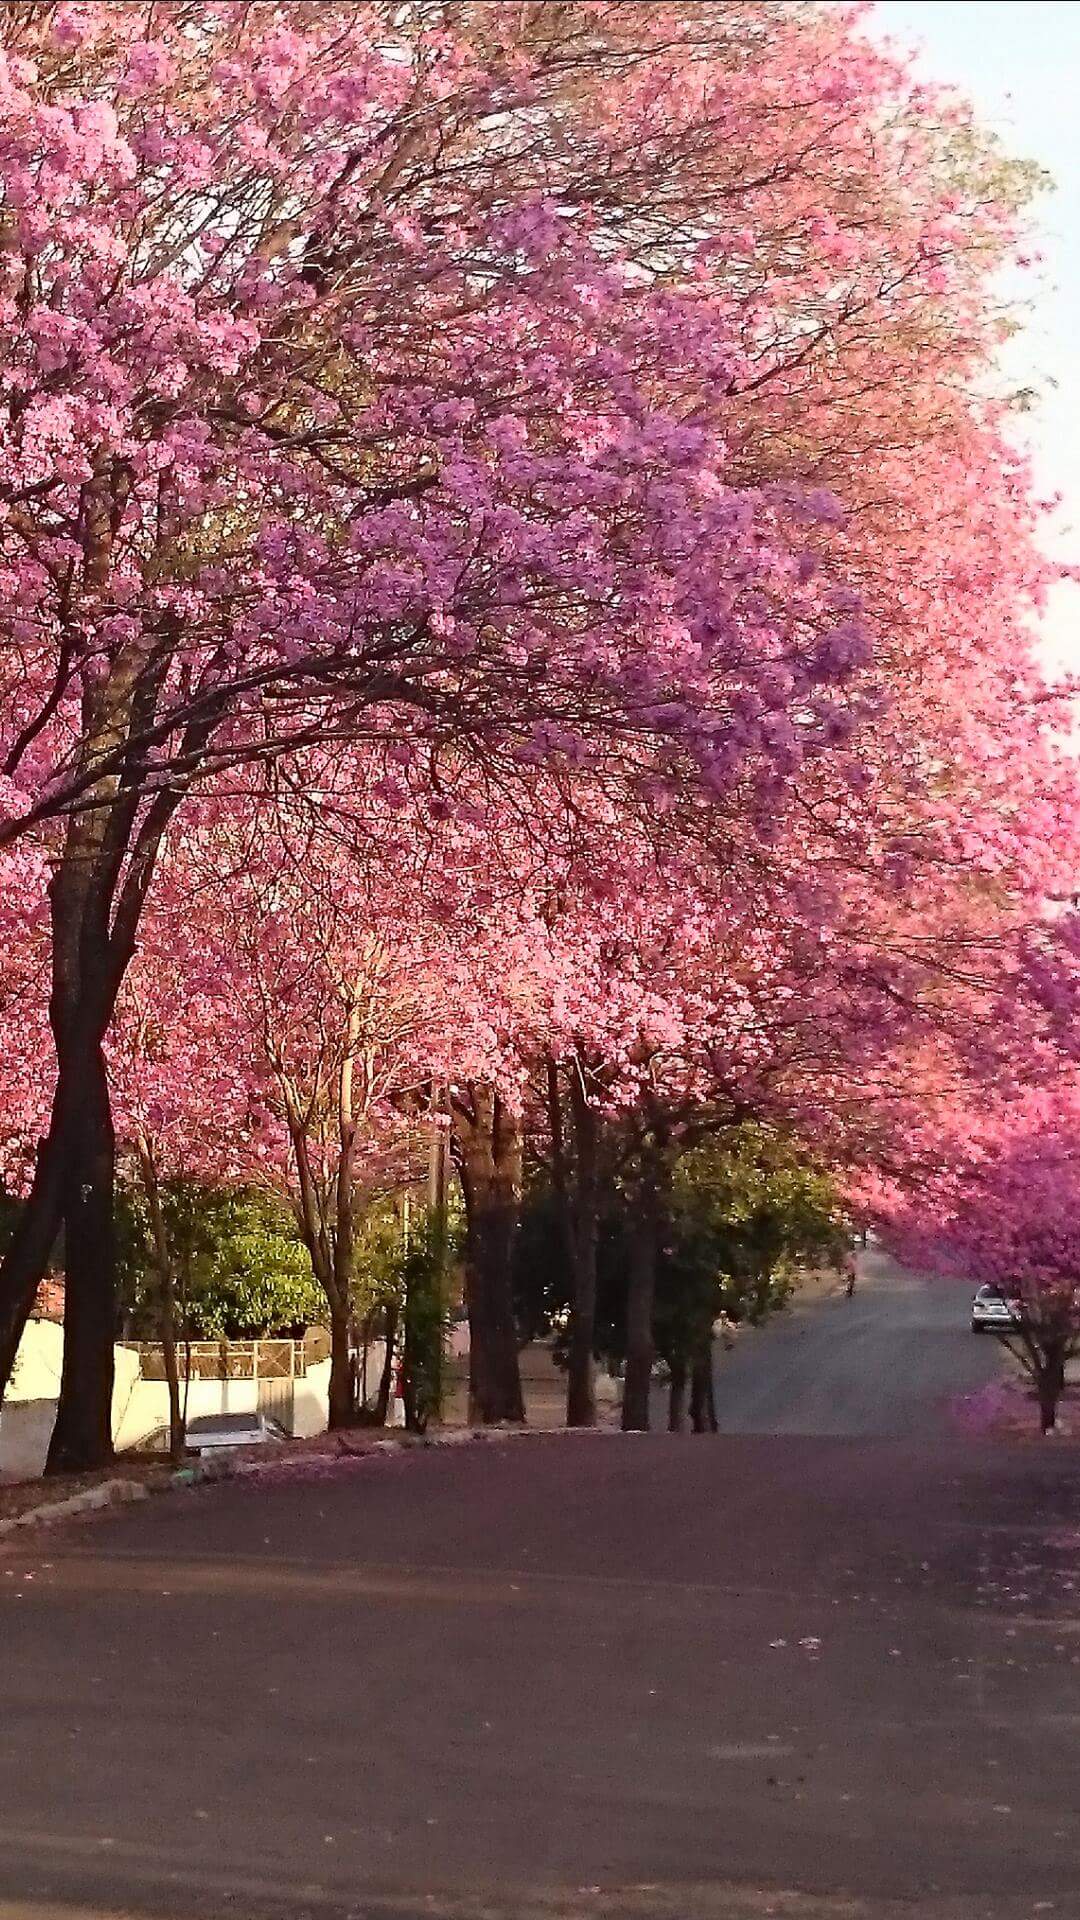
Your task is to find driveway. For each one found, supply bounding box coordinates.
[0,1262,1077,1920]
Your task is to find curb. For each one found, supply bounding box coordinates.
[0,1423,618,1536]
[223,1421,619,1480]
[0,1455,234,1540]
[0,1476,151,1539]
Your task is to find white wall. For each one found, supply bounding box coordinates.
[1,1322,382,1476]
[1,1322,142,1479]
[6,1318,64,1404]
[111,1357,336,1445]
[295,1358,332,1436]
[110,1355,346,1448]
[112,1371,257,1451]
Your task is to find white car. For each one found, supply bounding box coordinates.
[971,1285,1021,1335]
[140,1411,287,1455]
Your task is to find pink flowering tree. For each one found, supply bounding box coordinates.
[109,940,263,1463]
[0,1,1068,1470]
[0,836,52,1200]
[127,759,561,1430]
[526,769,1078,1431]
[195,808,436,1432]
[879,1091,1080,1432]
[0,0,912,1467]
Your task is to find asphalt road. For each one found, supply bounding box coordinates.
[1,1261,1078,1920]
[711,1248,1005,1437]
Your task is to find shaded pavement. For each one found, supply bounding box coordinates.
[1,1259,1078,1920]
[711,1247,1006,1437]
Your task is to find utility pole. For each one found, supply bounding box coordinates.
[428,1086,450,1230]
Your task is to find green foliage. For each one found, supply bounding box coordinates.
[654,1127,846,1370]
[678,1126,845,1295]
[513,1124,846,1372]
[400,1214,458,1432]
[334,1196,459,1428]
[117,1178,324,1339]
[511,1182,570,1345]
[350,1201,418,1325]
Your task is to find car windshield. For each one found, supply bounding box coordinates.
[976,1286,1003,1301]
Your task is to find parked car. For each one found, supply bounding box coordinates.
[139,1411,287,1455]
[971,1285,1021,1335]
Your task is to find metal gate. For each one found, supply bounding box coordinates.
[121,1337,303,1437]
[256,1373,295,1435]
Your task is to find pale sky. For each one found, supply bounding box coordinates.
[869,1,1080,670]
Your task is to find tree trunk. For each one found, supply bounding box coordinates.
[0,1015,112,1400]
[464,1181,525,1423]
[668,1356,688,1432]
[402,1315,420,1433]
[162,1289,184,1466]
[455,1087,525,1425]
[282,1059,360,1435]
[690,1352,718,1434]
[566,1064,599,1429]
[327,1028,361,1431]
[38,707,142,1469]
[428,1100,450,1231]
[1037,1344,1066,1433]
[359,1318,371,1409]
[0,473,190,1431]
[328,1301,357,1430]
[373,1301,398,1426]
[622,1181,657,1433]
[135,1134,185,1464]
[46,1044,117,1473]
[37,616,132,1467]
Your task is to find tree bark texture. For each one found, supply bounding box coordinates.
[565,1061,600,1429]
[622,1172,659,1433]
[373,1301,398,1426]
[690,1352,719,1434]
[135,1134,185,1464]
[1037,1343,1066,1433]
[328,1301,356,1431]
[668,1356,688,1432]
[0,601,194,1459]
[454,1085,525,1425]
[46,1043,117,1473]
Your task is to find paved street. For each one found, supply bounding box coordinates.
[711,1247,1006,1436]
[1,1260,1078,1920]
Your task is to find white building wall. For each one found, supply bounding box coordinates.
[1,1322,379,1476]
[111,1358,334,1446]
[1,1322,143,1479]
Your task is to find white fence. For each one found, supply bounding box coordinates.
[0,1322,367,1477]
